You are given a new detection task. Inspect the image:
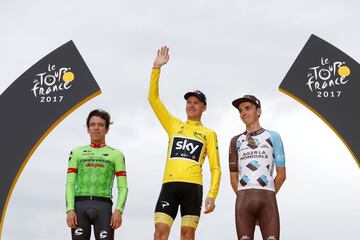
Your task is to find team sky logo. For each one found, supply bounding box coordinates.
[31,63,75,103]
[170,137,203,162]
[306,57,350,98]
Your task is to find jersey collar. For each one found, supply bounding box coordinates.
[186,119,203,127]
[90,142,107,148]
[244,127,265,136]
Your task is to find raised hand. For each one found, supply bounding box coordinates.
[153,46,170,69]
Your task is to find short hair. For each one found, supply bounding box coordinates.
[86,109,111,129]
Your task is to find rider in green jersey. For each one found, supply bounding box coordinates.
[65,109,128,240]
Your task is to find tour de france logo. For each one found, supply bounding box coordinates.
[31,64,75,103]
[305,57,351,98]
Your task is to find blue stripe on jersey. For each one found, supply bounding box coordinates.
[268,130,285,167]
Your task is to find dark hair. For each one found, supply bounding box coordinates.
[86,109,111,129]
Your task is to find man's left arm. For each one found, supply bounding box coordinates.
[111,151,128,229]
[204,131,222,214]
[271,131,286,193]
[229,136,239,194]
[275,166,286,193]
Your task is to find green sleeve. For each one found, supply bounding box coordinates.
[65,150,78,213]
[114,151,128,213]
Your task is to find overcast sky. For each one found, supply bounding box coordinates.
[1,0,360,239]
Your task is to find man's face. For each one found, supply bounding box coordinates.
[238,101,261,126]
[185,96,206,120]
[87,116,108,143]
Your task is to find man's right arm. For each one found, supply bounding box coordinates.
[230,173,238,193]
[229,136,239,193]
[148,46,175,132]
[65,150,78,213]
[65,149,78,228]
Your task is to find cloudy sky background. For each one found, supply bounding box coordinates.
[1,0,360,239]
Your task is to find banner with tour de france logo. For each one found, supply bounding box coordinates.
[0,41,101,235]
[279,34,360,167]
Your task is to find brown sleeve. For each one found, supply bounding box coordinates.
[229,135,240,172]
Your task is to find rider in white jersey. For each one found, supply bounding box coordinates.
[230,128,285,192]
[229,95,286,240]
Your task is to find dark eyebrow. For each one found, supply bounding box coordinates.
[239,105,253,112]
[90,122,105,125]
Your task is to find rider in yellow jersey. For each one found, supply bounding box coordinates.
[148,46,221,240]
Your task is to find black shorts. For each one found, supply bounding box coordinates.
[154,182,203,228]
[71,198,114,240]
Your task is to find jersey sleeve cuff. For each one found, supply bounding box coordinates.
[207,193,217,200]
[115,207,124,213]
[66,208,74,213]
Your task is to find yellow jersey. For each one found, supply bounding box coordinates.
[148,68,221,199]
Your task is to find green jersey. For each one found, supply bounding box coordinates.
[65,144,128,213]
